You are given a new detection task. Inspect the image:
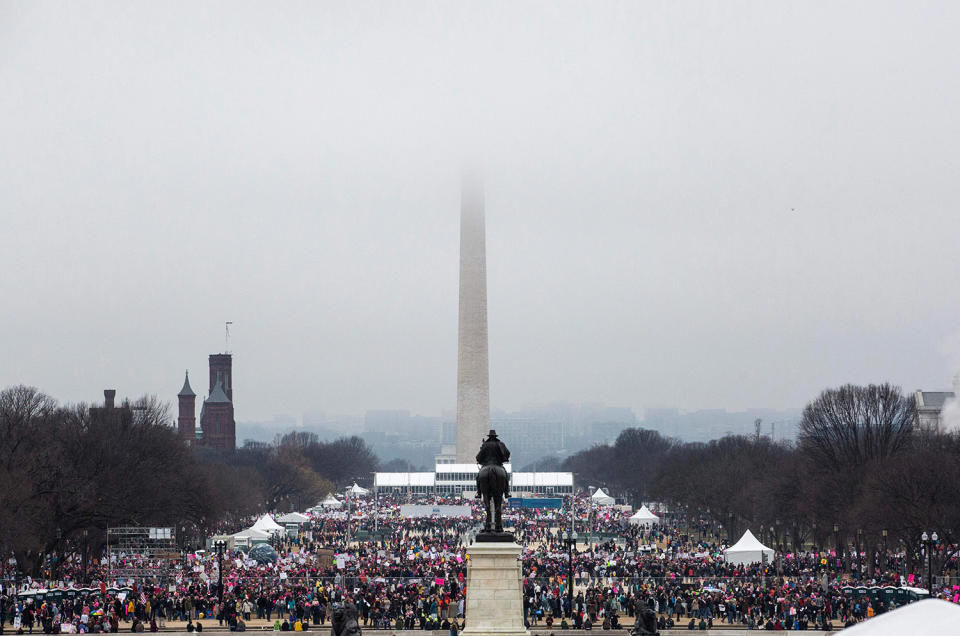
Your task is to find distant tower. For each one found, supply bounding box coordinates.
[208,353,233,402]
[177,371,197,445]
[455,172,491,463]
[199,351,236,451]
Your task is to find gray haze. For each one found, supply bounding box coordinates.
[3,1,960,421]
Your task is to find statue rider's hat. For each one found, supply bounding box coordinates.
[487,429,498,438]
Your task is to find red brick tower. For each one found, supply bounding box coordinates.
[200,370,235,451]
[208,354,233,402]
[177,371,197,445]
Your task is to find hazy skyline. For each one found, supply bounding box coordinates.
[3,2,959,421]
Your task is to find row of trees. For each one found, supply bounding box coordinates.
[0,385,378,578]
[562,384,960,577]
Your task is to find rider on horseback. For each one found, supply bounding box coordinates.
[475,429,511,499]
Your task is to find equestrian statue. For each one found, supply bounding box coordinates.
[474,429,513,540]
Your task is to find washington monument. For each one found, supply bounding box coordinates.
[455,174,490,463]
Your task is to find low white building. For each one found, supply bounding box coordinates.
[375,462,573,497]
[915,387,957,432]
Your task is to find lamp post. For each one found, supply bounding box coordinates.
[881,529,888,573]
[833,524,841,571]
[921,531,938,592]
[214,539,226,607]
[562,530,578,618]
[856,528,863,575]
[56,527,62,583]
[82,529,89,585]
[345,486,352,547]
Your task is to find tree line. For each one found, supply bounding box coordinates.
[562,383,960,577]
[0,385,377,578]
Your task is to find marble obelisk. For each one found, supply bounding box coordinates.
[455,174,490,463]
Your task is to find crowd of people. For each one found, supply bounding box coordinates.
[2,493,958,633]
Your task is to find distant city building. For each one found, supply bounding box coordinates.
[177,353,236,451]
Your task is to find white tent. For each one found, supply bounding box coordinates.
[346,482,370,496]
[234,527,270,540]
[231,527,271,547]
[591,488,614,505]
[320,495,342,508]
[628,505,660,526]
[251,514,284,535]
[277,512,310,524]
[723,530,775,566]
[840,599,960,635]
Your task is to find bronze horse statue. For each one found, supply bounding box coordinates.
[475,429,512,536]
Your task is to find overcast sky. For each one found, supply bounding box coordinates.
[2,1,959,421]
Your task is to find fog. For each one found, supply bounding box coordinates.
[2,1,959,421]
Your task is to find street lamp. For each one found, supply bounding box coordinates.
[881,530,888,573]
[82,529,89,585]
[56,527,62,582]
[833,524,841,570]
[921,531,938,592]
[214,539,226,607]
[856,529,863,575]
[561,530,578,618]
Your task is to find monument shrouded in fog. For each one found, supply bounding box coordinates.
[372,175,572,498]
[455,173,491,463]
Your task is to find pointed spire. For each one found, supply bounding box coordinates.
[178,370,196,397]
[206,370,231,403]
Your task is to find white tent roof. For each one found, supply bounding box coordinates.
[723,529,775,565]
[234,527,269,539]
[512,472,574,487]
[840,599,960,635]
[277,512,310,524]
[629,505,660,524]
[347,482,370,495]
[251,514,284,534]
[375,472,435,487]
[726,529,771,553]
[591,488,614,503]
[320,495,342,507]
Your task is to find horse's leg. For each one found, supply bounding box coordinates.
[494,494,503,533]
[482,494,492,532]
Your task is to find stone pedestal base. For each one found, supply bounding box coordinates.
[462,541,529,636]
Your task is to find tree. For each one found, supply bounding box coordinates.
[798,383,915,472]
[381,458,417,472]
[303,436,379,487]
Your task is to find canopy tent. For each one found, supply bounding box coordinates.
[251,514,284,535]
[229,527,271,548]
[840,599,960,635]
[628,505,660,526]
[346,482,370,496]
[723,529,775,566]
[320,495,342,508]
[277,512,311,524]
[590,488,614,505]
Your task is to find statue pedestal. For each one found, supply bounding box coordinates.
[462,541,529,636]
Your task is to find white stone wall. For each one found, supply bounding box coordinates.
[462,542,528,636]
